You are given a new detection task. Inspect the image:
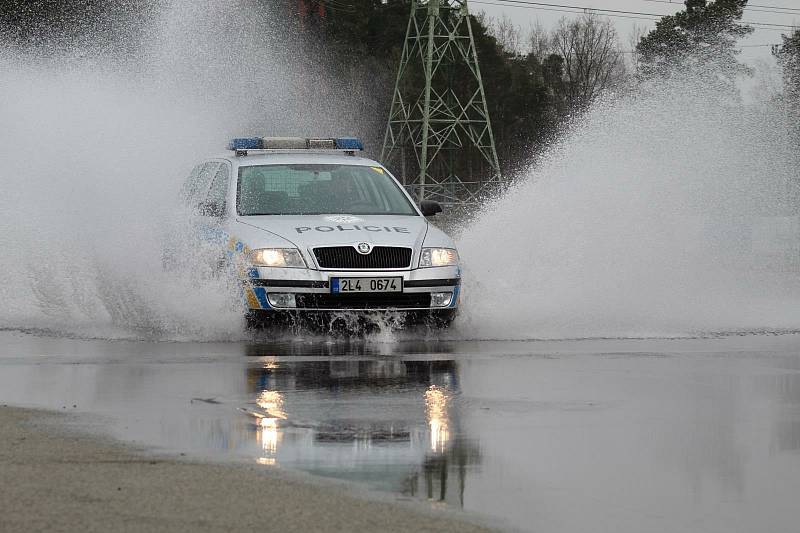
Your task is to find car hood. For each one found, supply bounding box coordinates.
[237,214,429,249]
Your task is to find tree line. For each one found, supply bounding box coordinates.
[313,2,629,177]
[2,0,798,177]
[313,0,800,178]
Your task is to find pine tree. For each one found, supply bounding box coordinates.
[774,30,800,143]
[636,0,753,84]
[775,30,800,106]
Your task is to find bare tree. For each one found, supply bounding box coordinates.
[491,14,523,56]
[527,20,550,60]
[550,14,626,109]
[473,10,488,28]
[627,24,649,75]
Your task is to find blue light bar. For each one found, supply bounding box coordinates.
[228,138,263,150]
[228,137,364,152]
[335,137,364,151]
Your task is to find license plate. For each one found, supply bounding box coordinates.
[331,277,403,294]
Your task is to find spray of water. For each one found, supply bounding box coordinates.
[456,75,800,339]
[2,2,798,341]
[0,0,380,340]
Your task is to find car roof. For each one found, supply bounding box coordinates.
[209,151,383,168]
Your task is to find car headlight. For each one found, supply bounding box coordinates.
[419,247,459,268]
[249,248,306,268]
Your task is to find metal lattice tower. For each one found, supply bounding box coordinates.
[381,0,502,205]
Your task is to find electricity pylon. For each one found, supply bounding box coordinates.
[381,0,502,205]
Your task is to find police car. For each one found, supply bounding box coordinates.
[182,137,461,328]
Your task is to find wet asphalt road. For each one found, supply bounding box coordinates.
[1,330,800,532]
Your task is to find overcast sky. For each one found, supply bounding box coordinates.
[474,0,800,66]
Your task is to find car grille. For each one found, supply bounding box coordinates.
[313,246,412,269]
[295,293,431,309]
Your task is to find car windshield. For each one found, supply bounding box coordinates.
[237,164,418,216]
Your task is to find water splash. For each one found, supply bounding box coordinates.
[0,0,378,341]
[456,74,800,340]
[4,2,797,342]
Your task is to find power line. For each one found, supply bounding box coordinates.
[472,0,658,21]
[475,0,800,31]
[485,0,800,27]
[638,0,800,15]
[746,21,800,29]
[476,0,672,17]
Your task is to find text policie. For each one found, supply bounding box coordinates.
[295,225,411,234]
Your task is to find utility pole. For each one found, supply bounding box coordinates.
[381,0,502,205]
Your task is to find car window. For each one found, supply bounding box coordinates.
[237,164,417,216]
[182,162,218,206]
[206,164,229,208]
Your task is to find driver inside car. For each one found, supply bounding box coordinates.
[329,172,363,212]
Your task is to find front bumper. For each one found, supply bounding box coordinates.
[241,266,461,312]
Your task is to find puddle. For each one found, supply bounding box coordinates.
[2,332,800,532]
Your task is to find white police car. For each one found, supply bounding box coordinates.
[182,137,461,328]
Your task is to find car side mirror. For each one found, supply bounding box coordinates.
[420,200,443,217]
[198,201,225,218]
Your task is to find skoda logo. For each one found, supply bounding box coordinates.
[356,242,372,255]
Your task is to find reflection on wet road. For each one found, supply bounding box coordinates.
[241,356,477,501]
[2,332,800,532]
